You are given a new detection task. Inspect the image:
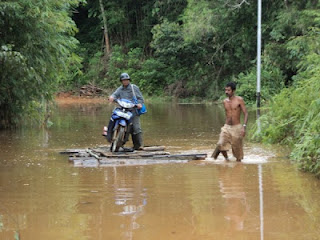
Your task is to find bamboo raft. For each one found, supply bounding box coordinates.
[60,146,207,167]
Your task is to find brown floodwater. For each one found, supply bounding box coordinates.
[0,101,320,240]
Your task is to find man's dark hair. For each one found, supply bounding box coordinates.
[226,82,236,91]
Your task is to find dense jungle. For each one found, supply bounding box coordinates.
[0,0,319,175]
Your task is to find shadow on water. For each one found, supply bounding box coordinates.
[0,101,320,240]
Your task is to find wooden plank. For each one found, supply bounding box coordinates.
[100,153,206,160]
[91,146,110,153]
[139,152,171,157]
[99,158,189,167]
[73,152,91,158]
[82,159,99,167]
[73,159,99,167]
[63,146,207,167]
[141,146,166,151]
[87,149,101,159]
[92,145,166,153]
[60,149,87,154]
[63,145,166,155]
[100,151,170,158]
[69,152,206,160]
[154,153,207,160]
[73,159,83,166]
[69,157,97,162]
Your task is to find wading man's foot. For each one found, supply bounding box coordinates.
[211,146,221,159]
[221,151,229,161]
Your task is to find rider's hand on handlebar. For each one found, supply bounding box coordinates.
[108,96,115,103]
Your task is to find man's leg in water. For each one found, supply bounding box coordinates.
[211,145,220,159]
[231,125,244,162]
[212,146,229,161]
[232,141,243,162]
[221,151,229,161]
[213,125,231,161]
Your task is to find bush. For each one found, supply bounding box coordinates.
[253,69,320,176]
[234,65,284,105]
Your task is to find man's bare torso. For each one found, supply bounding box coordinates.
[223,96,244,125]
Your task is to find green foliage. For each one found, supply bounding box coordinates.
[182,0,260,80]
[71,0,320,99]
[151,19,215,97]
[248,4,320,176]
[292,99,320,177]
[182,0,216,43]
[235,65,284,105]
[153,0,187,22]
[80,51,105,87]
[103,45,128,89]
[0,0,83,128]
[152,20,185,60]
[134,58,171,95]
[0,45,33,126]
[250,3,320,176]
[266,5,320,84]
[253,20,320,175]
[72,0,319,108]
[98,45,172,95]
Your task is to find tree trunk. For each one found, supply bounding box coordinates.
[99,0,111,55]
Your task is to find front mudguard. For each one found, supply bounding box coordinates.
[119,119,127,127]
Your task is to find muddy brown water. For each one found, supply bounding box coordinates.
[0,101,320,240]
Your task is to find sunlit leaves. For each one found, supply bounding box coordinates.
[182,0,216,43]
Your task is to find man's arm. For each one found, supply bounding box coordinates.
[240,98,248,125]
[108,86,121,102]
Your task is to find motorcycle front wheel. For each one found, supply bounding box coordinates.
[111,126,125,152]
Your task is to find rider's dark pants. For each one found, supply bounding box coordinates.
[131,111,143,149]
[132,113,142,135]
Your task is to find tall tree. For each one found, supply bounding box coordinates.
[99,0,111,55]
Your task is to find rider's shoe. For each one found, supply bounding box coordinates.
[122,147,135,152]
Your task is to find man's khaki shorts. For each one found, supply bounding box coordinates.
[217,124,244,160]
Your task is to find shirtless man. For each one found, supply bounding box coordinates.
[212,82,248,162]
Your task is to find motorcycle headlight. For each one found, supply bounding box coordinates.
[115,109,132,120]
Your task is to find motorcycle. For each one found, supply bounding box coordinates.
[103,99,136,152]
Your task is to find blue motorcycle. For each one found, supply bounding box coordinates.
[104,99,136,152]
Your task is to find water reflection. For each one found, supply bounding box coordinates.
[258,164,264,240]
[218,163,251,237]
[110,167,147,240]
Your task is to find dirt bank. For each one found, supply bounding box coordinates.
[55,95,108,105]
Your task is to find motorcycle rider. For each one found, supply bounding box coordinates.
[108,73,144,150]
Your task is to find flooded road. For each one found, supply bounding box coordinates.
[0,100,320,240]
